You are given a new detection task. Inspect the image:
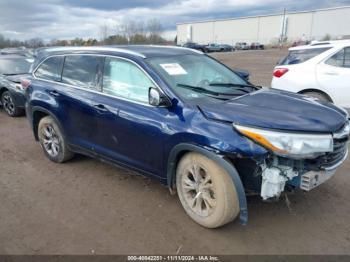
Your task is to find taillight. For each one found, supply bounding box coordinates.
[21,79,31,90]
[273,68,289,78]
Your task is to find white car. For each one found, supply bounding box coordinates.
[272,40,350,112]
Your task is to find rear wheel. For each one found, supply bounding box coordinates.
[302,91,331,103]
[38,116,74,163]
[176,152,239,228]
[1,91,23,117]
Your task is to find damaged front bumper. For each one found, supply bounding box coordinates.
[259,137,348,200]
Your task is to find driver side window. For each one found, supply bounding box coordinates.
[103,57,153,103]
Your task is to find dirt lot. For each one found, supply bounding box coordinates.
[1,49,350,255]
[211,49,287,86]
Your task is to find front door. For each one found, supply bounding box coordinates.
[94,57,171,177]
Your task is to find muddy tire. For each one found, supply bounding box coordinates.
[1,91,24,117]
[176,152,239,228]
[302,91,331,103]
[38,116,74,163]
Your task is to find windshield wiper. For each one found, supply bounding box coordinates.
[2,73,24,76]
[177,83,251,97]
[209,82,258,89]
[177,83,220,96]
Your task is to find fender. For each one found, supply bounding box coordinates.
[167,143,248,225]
[30,106,67,141]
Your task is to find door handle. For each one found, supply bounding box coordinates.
[324,71,338,76]
[46,90,60,97]
[93,104,109,112]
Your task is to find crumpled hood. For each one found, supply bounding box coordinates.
[198,89,347,133]
[4,73,29,83]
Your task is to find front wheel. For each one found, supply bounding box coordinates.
[38,116,74,163]
[176,152,240,228]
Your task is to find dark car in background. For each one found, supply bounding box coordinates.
[0,54,34,116]
[182,42,207,52]
[250,42,265,50]
[25,46,349,228]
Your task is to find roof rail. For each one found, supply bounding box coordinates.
[310,39,350,46]
[41,46,146,58]
[149,45,204,55]
[310,42,331,46]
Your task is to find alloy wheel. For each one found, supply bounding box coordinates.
[41,124,60,157]
[2,93,15,115]
[181,163,217,217]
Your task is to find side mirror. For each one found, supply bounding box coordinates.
[234,69,250,81]
[149,87,172,107]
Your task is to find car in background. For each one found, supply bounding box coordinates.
[250,42,264,50]
[0,54,34,116]
[220,44,235,52]
[204,43,234,53]
[182,42,207,52]
[204,43,222,52]
[271,40,350,112]
[203,43,221,52]
[25,46,349,228]
[0,47,33,57]
[235,42,250,50]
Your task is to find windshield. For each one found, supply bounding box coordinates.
[0,57,33,75]
[146,54,252,100]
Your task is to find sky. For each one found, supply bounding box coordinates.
[0,0,349,41]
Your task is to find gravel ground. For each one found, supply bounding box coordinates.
[1,49,350,255]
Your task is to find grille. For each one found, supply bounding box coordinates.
[307,125,349,170]
[317,137,348,169]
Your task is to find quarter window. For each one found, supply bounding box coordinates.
[344,47,350,68]
[35,56,64,81]
[62,55,103,90]
[103,58,153,103]
[325,47,350,68]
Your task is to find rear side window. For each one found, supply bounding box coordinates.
[326,47,350,68]
[103,57,153,103]
[345,48,350,68]
[278,47,330,65]
[35,56,64,81]
[62,55,104,90]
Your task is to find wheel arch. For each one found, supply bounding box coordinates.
[31,106,65,141]
[298,89,333,103]
[167,143,248,225]
[0,87,9,98]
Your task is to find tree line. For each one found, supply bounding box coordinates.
[0,19,170,49]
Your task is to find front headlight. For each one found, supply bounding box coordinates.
[234,124,333,159]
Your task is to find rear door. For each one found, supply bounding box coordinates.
[317,47,350,109]
[58,55,105,150]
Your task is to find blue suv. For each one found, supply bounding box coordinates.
[25,46,349,228]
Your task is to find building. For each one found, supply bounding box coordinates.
[176,6,350,46]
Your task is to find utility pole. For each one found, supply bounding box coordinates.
[280,8,286,49]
